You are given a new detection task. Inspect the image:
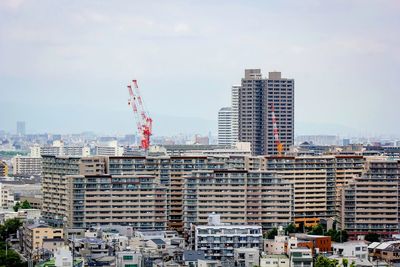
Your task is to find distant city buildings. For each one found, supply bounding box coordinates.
[17,121,26,136]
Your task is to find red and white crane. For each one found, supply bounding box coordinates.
[271,103,283,156]
[127,79,152,150]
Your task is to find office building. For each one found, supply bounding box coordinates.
[238,69,294,155]
[17,121,26,136]
[183,169,293,230]
[194,214,262,261]
[11,156,42,176]
[218,107,233,146]
[95,140,124,156]
[0,160,8,176]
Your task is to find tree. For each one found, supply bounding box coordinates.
[309,224,324,235]
[13,200,31,212]
[364,232,380,242]
[325,229,348,242]
[0,218,22,240]
[342,258,348,267]
[285,223,297,234]
[265,228,278,239]
[350,261,356,267]
[315,255,338,267]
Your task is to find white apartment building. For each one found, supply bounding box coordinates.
[0,184,14,209]
[218,107,233,146]
[194,214,262,261]
[231,85,240,145]
[11,156,42,176]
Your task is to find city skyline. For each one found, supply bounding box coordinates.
[1,0,400,137]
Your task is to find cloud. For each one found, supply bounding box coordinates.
[0,0,24,10]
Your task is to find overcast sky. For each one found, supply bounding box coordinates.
[0,0,399,137]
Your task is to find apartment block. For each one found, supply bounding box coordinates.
[194,215,262,261]
[238,69,294,155]
[41,155,108,226]
[263,155,365,224]
[11,156,42,176]
[0,183,14,209]
[65,174,167,230]
[0,160,8,176]
[21,223,63,259]
[341,158,400,236]
[218,107,233,146]
[231,85,240,145]
[108,156,226,232]
[183,169,293,230]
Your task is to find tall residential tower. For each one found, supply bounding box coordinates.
[238,69,294,155]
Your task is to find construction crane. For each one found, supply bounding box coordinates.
[271,103,284,156]
[127,79,152,150]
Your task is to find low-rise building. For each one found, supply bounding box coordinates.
[260,254,289,267]
[332,241,368,260]
[21,222,63,259]
[0,183,14,209]
[233,247,259,267]
[116,250,143,267]
[183,250,206,267]
[289,247,313,267]
[194,214,262,261]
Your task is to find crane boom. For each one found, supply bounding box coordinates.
[127,79,152,150]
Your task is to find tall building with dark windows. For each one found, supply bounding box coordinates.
[238,69,294,155]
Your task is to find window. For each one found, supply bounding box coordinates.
[123,255,134,260]
[124,265,137,267]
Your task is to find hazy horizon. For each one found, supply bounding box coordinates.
[1,0,399,137]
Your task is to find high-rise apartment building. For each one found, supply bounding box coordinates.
[183,169,294,230]
[239,69,294,155]
[218,107,233,146]
[231,85,240,145]
[17,121,26,136]
[11,156,42,176]
[341,158,400,237]
[41,155,108,225]
[66,174,168,230]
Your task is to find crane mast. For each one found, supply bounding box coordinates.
[271,103,283,156]
[127,79,152,150]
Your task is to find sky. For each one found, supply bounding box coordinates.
[0,0,399,137]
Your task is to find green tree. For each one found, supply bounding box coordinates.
[0,218,22,240]
[266,228,278,239]
[285,223,297,234]
[365,232,380,242]
[12,202,20,212]
[315,255,339,267]
[342,258,348,267]
[13,200,31,212]
[309,224,324,235]
[350,261,356,267]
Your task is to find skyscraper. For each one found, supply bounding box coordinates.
[17,121,26,136]
[238,69,294,155]
[218,107,233,146]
